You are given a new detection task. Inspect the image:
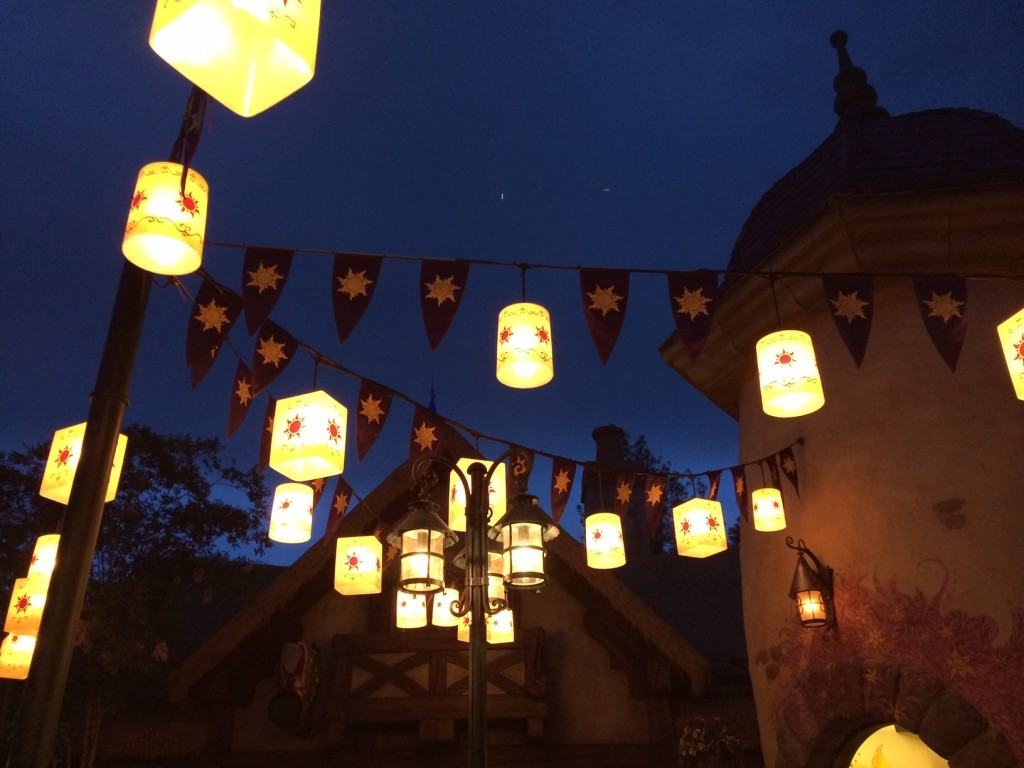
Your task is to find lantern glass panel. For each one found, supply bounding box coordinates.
[39,423,127,506]
[268,482,314,543]
[756,330,825,418]
[997,307,1024,400]
[334,536,382,595]
[585,513,626,569]
[0,634,35,681]
[751,487,787,532]
[399,528,445,592]
[487,550,505,598]
[503,522,545,587]
[496,302,554,389]
[448,459,507,531]
[270,390,348,482]
[28,534,60,581]
[395,591,427,629]
[4,578,47,637]
[795,589,828,627]
[673,499,728,558]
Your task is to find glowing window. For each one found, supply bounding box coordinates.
[849,725,947,768]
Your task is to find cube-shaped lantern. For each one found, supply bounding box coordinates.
[0,634,36,681]
[334,536,382,596]
[756,330,825,418]
[149,0,322,117]
[496,302,554,389]
[4,578,48,636]
[431,587,460,628]
[270,391,348,482]
[997,307,1024,400]
[448,459,507,532]
[268,483,314,543]
[122,162,209,275]
[487,608,515,645]
[39,423,128,506]
[395,591,427,630]
[585,513,626,569]
[751,487,786,532]
[673,498,728,558]
[28,534,60,581]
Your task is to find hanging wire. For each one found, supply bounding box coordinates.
[169,85,209,194]
[519,264,528,302]
[769,274,783,330]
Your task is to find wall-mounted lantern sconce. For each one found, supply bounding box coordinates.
[785,537,835,633]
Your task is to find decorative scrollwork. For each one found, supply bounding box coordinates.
[485,596,508,616]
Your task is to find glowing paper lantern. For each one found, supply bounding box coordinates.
[448,459,507,531]
[395,591,428,630]
[585,513,626,569]
[496,302,555,389]
[751,487,786,532]
[270,391,348,482]
[0,635,36,681]
[149,0,322,117]
[487,549,505,600]
[267,483,314,543]
[997,307,1024,400]
[673,499,728,558]
[487,608,515,645]
[431,587,460,628]
[756,330,825,418]
[334,536,381,596]
[4,578,47,636]
[39,423,128,505]
[28,534,60,581]
[122,162,209,275]
[457,613,473,643]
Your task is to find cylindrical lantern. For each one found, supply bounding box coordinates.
[395,591,428,630]
[268,483,314,543]
[122,162,209,275]
[997,307,1024,400]
[39,423,128,506]
[794,589,828,627]
[270,391,348,482]
[4,578,48,637]
[487,608,515,645]
[585,513,626,569]
[673,499,728,558]
[0,634,36,681]
[496,302,555,389]
[28,534,60,581]
[789,549,831,629]
[487,549,505,600]
[501,495,558,589]
[457,613,474,643]
[149,0,322,118]
[387,500,456,594]
[431,588,460,628]
[756,330,825,418]
[751,487,786,532]
[449,459,507,531]
[334,536,382,596]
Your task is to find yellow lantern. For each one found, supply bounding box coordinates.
[267,482,314,543]
[431,587,460,628]
[149,0,322,118]
[122,162,209,275]
[487,608,515,645]
[584,512,626,569]
[456,612,474,643]
[501,495,558,589]
[751,487,786,532]
[795,590,828,626]
[0,634,36,681]
[756,330,825,418]
[387,500,456,594]
[496,302,555,389]
[334,536,382,596]
[28,534,60,581]
[997,307,1024,400]
[395,591,428,630]
[487,549,505,600]
[4,578,48,637]
[39,423,128,506]
[270,391,348,482]
[448,459,507,531]
[673,499,728,558]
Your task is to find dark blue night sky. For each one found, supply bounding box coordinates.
[3,3,1022,560]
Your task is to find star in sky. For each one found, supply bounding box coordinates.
[830,290,868,322]
[424,274,461,305]
[615,481,632,505]
[360,393,385,424]
[337,268,374,300]
[552,468,571,494]
[673,286,712,320]
[412,421,438,452]
[256,335,288,367]
[923,291,964,323]
[194,299,230,333]
[247,262,284,294]
[586,284,623,316]
[234,377,252,406]
[645,482,664,506]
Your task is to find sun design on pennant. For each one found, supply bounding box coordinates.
[424,274,460,305]
[332,492,349,517]
[178,191,200,217]
[586,284,623,316]
[336,268,374,300]
[14,594,31,613]
[781,456,797,475]
[774,349,796,366]
[359,393,385,424]
[923,291,964,323]
[235,377,252,406]
[552,468,571,494]
[283,413,304,440]
[326,418,343,445]
[499,326,512,344]
[735,476,745,494]
[247,263,284,294]
[257,335,288,367]
[194,299,230,333]
[673,286,712,320]
[130,189,147,210]
[412,421,438,452]
[830,290,868,323]
[615,482,631,505]
[535,326,550,343]
[645,483,664,506]
[55,445,73,468]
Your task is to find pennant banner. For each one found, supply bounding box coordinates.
[580,268,630,363]
[333,252,382,342]
[508,445,534,493]
[914,278,968,372]
[227,361,255,438]
[777,446,800,496]
[186,278,242,367]
[613,473,634,515]
[356,379,393,461]
[408,406,447,460]
[190,346,220,389]
[767,455,782,492]
[823,275,874,368]
[731,465,748,522]
[242,247,293,335]
[310,477,329,509]
[251,320,298,395]
[643,475,667,541]
[420,259,470,350]
[667,270,719,360]
[326,475,354,539]
[259,396,276,472]
[706,469,722,502]
[549,457,576,523]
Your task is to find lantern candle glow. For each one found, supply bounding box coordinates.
[0,634,36,681]
[673,498,728,558]
[267,483,314,543]
[334,536,382,596]
[756,330,825,418]
[28,534,60,581]
[752,487,787,532]
[584,512,626,569]
[997,307,1024,400]
[501,495,558,589]
[270,390,348,482]
[39,423,128,506]
[496,302,555,389]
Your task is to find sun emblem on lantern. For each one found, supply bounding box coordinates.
[130,189,147,209]
[775,349,795,366]
[283,413,304,440]
[178,191,200,217]
[345,551,363,572]
[592,529,602,542]
[15,594,31,613]
[707,516,719,530]
[680,519,691,536]
[536,326,550,343]
[1014,334,1024,362]
[326,418,342,445]
[280,498,292,511]
[55,445,73,468]
[499,326,512,344]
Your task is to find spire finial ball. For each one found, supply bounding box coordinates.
[830,30,848,49]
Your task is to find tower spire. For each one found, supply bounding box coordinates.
[830,30,888,120]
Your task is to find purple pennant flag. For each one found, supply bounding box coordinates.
[731,465,748,522]
[823,276,874,367]
[549,457,576,523]
[326,475,354,539]
[420,260,470,350]
[580,268,630,363]
[258,396,276,472]
[333,252,382,342]
[186,279,242,367]
[356,379,393,461]
[613,473,634,516]
[706,470,722,502]
[667,270,719,359]
[408,406,447,460]
[643,475,667,541]
[777,447,800,496]
[508,446,535,493]
[914,278,968,372]
[250,320,298,395]
[227,361,255,438]
[189,346,219,389]
[242,247,293,335]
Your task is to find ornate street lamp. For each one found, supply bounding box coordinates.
[499,493,559,588]
[387,497,456,594]
[785,537,835,632]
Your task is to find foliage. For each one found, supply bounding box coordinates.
[678,716,741,765]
